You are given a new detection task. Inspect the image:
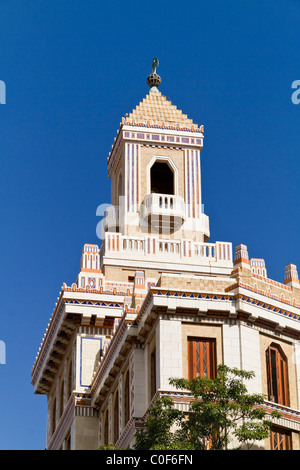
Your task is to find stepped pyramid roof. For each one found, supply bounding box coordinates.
[123,89,199,131]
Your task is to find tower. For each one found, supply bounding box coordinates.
[100,58,232,290]
[105,58,208,242]
[32,60,300,451]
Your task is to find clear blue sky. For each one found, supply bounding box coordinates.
[0,0,299,450]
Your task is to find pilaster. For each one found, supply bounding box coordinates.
[156,318,182,390]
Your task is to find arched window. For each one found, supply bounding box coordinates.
[150,161,174,195]
[266,343,289,406]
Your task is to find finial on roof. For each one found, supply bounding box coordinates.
[147,57,161,91]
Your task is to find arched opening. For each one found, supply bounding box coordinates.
[150,161,174,195]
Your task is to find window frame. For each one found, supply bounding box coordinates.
[270,426,291,450]
[266,343,289,407]
[188,336,217,380]
[146,156,179,196]
[150,161,174,195]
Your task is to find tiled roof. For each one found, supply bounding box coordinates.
[123,89,198,130]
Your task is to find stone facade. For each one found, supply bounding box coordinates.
[32,65,300,450]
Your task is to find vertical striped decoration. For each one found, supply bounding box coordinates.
[185,149,201,219]
[126,143,130,212]
[126,143,140,213]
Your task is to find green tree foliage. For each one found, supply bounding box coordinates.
[134,396,191,450]
[135,365,281,450]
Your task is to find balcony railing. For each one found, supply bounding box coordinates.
[143,193,185,218]
[141,193,185,232]
[100,232,233,268]
[102,195,210,238]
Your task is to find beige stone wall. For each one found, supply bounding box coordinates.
[102,266,158,285]
[292,431,300,450]
[234,266,300,305]
[158,273,235,292]
[102,268,235,292]
[72,415,99,450]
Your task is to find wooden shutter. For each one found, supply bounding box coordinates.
[266,344,289,406]
[188,337,216,380]
[271,427,291,450]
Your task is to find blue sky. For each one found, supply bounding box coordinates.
[0,0,299,450]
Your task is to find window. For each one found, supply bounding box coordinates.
[266,343,289,406]
[67,360,73,398]
[150,348,156,399]
[270,427,291,450]
[59,380,64,417]
[103,409,109,446]
[52,397,56,435]
[65,434,71,450]
[188,337,216,380]
[113,391,119,444]
[124,370,130,426]
[150,161,174,195]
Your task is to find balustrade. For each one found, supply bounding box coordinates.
[102,233,232,267]
[142,193,185,226]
